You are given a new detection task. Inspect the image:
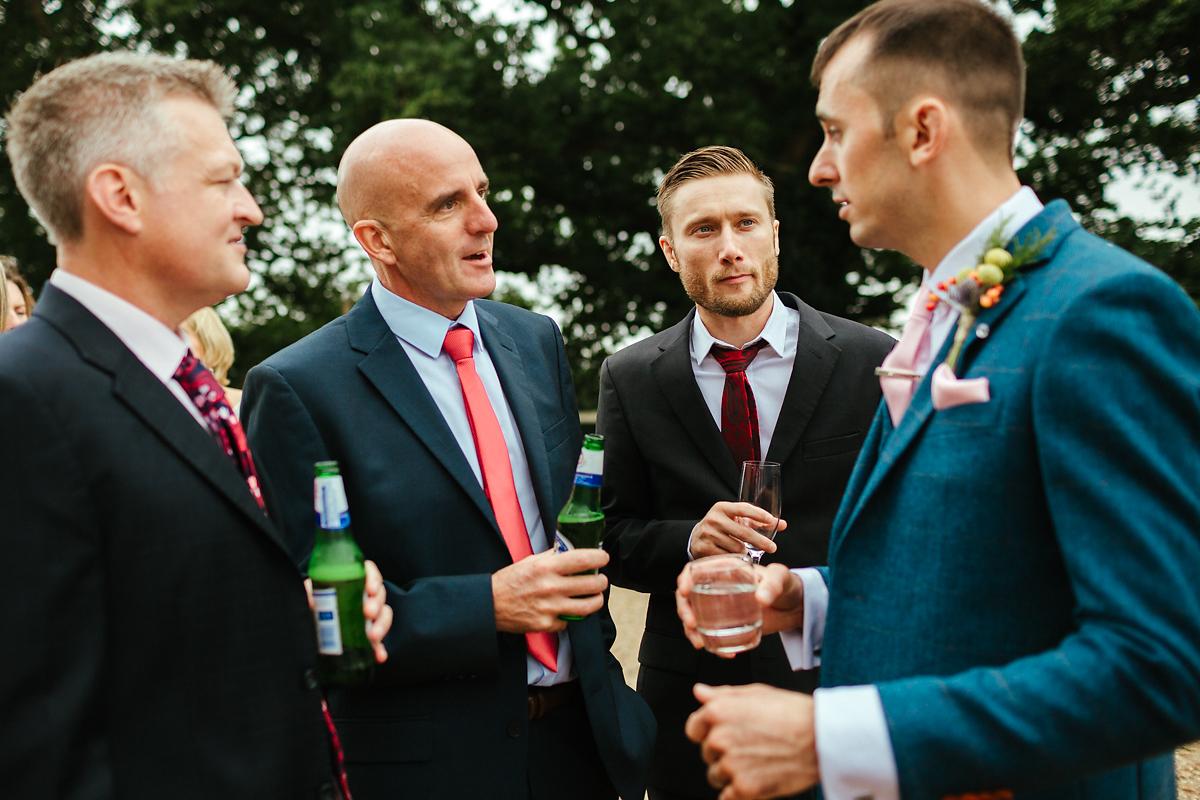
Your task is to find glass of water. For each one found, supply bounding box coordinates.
[738,460,781,564]
[687,554,762,654]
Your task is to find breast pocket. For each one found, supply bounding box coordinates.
[541,414,574,453]
[802,431,865,461]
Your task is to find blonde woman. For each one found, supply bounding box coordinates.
[181,306,241,409]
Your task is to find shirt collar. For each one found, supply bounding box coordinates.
[370,278,482,358]
[690,291,790,366]
[49,269,189,382]
[925,186,1045,293]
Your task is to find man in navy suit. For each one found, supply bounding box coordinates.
[242,119,654,800]
[679,1,1200,799]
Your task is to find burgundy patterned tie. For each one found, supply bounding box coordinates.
[173,350,353,800]
[172,350,265,510]
[710,340,768,467]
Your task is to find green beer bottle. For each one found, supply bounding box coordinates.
[308,461,373,686]
[555,433,606,621]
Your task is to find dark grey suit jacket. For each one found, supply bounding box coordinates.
[598,291,893,797]
[0,285,335,799]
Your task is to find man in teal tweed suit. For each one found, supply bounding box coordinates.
[678,1,1200,799]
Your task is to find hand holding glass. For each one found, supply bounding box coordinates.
[738,460,781,564]
[687,554,762,654]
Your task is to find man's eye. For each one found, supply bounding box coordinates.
[694,225,712,234]
[442,198,458,210]
[739,219,756,228]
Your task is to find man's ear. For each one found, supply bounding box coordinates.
[773,219,781,257]
[85,163,144,235]
[352,219,397,267]
[659,234,681,273]
[900,96,949,168]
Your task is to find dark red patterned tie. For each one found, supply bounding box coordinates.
[710,341,768,467]
[172,350,265,511]
[173,350,353,800]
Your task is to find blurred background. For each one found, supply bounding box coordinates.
[2,0,1197,412]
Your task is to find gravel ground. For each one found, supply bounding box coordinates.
[608,587,1200,795]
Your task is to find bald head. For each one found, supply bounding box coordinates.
[336,119,476,226]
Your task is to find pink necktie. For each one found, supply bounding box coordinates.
[879,289,933,427]
[443,326,559,672]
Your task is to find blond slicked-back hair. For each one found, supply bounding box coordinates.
[5,52,237,244]
[656,146,775,236]
[182,306,236,386]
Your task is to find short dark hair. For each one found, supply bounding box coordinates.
[811,0,1025,159]
[657,146,775,235]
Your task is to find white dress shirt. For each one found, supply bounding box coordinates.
[686,292,799,556]
[49,269,206,428]
[778,187,1047,800]
[370,279,573,686]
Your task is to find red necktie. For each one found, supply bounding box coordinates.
[710,340,768,467]
[443,326,559,672]
[879,288,934,426]
[174,350,354,800]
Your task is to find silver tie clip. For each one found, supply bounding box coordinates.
[874,367,923,380]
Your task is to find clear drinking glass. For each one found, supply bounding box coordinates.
[738,460,781,564]
[687,554,763,654]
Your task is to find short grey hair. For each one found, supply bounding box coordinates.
[5,52,237,244]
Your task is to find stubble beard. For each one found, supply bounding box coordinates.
[681,252,779,318]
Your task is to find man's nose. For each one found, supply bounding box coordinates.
[808,147,836,188]
[237,183,264,226]
[469,195,498,235]
[717,226,744,263]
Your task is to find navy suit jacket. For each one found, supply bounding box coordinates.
[822,201,1200,799]
[242,292,654,800]
[0,286,334,799]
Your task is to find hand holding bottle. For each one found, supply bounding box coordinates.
[492,548,609,633]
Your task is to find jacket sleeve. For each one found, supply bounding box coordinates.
[597,357,696,593]
[0,372,112,798]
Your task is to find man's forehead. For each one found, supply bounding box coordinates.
[675,174,768,212]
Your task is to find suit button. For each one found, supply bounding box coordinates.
[506,720,522,738]
[303,668,320,691]
[318,781,338,800]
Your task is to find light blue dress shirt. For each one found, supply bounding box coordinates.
[370,279,573,686]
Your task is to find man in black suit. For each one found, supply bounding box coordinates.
[242,119,654,800]
[598,146,893,800]
[0,53,391,798]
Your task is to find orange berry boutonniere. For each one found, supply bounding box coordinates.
[932,219,1054,374]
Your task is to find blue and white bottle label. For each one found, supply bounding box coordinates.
[314,475,351,530]
[574,448,603,488]
[554,530,575,554]
[313,588,344,655]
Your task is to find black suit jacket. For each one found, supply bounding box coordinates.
[598,291,893,797]
[242,291,654,800]
[0,285,334,799]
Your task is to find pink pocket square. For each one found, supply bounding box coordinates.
[931,363,990,411]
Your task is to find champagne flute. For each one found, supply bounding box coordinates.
[738,460,781,564]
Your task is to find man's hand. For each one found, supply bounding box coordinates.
[304,561,394,664]
[685,683,818,800]
[362,560,392,663]
[689,501,785,559]
[677,562,806,656]
[493,548,610,633]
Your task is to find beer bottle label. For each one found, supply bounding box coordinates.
[554,530,575,554]
[313,587,344,655]
[574,448,602,487]
[315,475,351,530]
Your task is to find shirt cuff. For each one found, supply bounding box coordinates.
[779,567,828,670]
[814,685,900,800]
[685,521,700,561]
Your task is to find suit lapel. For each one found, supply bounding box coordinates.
[830,202,1077,549]
[650,311,740,494]
[37,286,279,542]
[348,294,499,536]
[477,307,559,535]
[764,293,840,466]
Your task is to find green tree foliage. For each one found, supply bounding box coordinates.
[1,0,1195,400]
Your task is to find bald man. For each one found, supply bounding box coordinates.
[241,120,654,800]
